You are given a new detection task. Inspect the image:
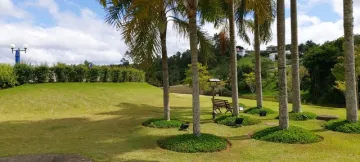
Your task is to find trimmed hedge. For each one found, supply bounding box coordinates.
[325,120,360,134]
[158,134,228,153]
[215,115,261,126]
[289,112,317,121]
[142,118,183,128]
[275,112,318,121]
[0,64,17,88]
[33,64,50,83]
[14,63,33,85]
[252,126,322,144]
[244,107,277,115]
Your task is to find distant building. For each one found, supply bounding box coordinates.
[266,45,277,52]
[269,50,292,61]
[236,46,246,57]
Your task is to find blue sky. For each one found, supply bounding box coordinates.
[0,0,359,64]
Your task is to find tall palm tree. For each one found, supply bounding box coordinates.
[228,0,239,116]
[99,0,214,123]
[343,0,358,122]
[237,0,275,109]
[183,0,201,136]
[291,0,301,113]
[277,0,289,129]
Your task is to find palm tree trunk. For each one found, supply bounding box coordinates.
[187,4,201,136]
[254,11,263,109]
[277,0,289,129]
[343,0,358,122]
[291,0,301,113]
[228,0,239,116]
[160,15,170,121]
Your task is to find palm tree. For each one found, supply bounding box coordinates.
[237,0,275,109]
[291,0,301,113]
[183,0,201,136]
[277,0,289,129]
[343,0,358,122]
[99,0,214,123]
[228,0,239,116]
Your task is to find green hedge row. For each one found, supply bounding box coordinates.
[0,63,145,88]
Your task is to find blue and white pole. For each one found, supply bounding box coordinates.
[10,44,28,64]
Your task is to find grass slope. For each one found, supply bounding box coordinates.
[0,83,360,161]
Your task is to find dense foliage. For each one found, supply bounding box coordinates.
[214,115,261,126]
[142,118,183,128]
[325,120,360,134]
[0,64,17,88]
[0,62,145,89]
[244,107,277,115]
[288,112,317,121]
[157,134,228,153]
[252,126,322,144]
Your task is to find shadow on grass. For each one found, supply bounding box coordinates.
[0,103,180,161]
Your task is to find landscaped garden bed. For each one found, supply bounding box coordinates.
[157,133,229,153]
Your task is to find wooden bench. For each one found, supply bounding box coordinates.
[212,99,233,114]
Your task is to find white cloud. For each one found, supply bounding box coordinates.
[0,0,27,19]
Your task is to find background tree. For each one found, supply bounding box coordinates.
[237,0,276,109]
[291,0,301,112]
[343,0,358,122]
[244,72,256,94]
[183,63,211,93]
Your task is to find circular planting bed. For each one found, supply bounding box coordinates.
[142,118,183,128]
[214,115,261,126]
[275,112,317,121]
[244,107,276,115]
[157,133,229,153]
[324,120,360,134]
[251,126,323,144]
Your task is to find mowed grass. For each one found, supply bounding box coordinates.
[0,83,360,161]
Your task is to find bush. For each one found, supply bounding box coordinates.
[244,107,276,115]
[252,126,322,144]
[100,66,111,82]
[142,118,183,128]
[110,68,122,82]
[14,63,33,85]
[215,115,261,126]
[157,133,228,153]
[53,63,69,82]
[325,120,360,134]
[73,65,87,82]
[0,64,17,88]
[289,112,317,121]
[88,66,100,82]
[33,64,49,83]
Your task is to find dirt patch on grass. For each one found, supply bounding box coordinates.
[0,154,93,162]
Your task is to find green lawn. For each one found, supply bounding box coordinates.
[0,83,360,161]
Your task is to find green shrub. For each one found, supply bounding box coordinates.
[73,65,87,82]
[142,118,183,128]
[289,112,317,121]
[14,63,33,85]
[110,68,122,82]
[88,66,100,82]
[48,67,56,83]
[100,66,111,82]
[33,64,49,83]
[252,126,322,144]
[215,115,261,126]
[325,120,360,134]
[53,63,69,82]
[158,133,228,153]
[65,65,76,82]
[0,64,17,88]
[244,107,276,115]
